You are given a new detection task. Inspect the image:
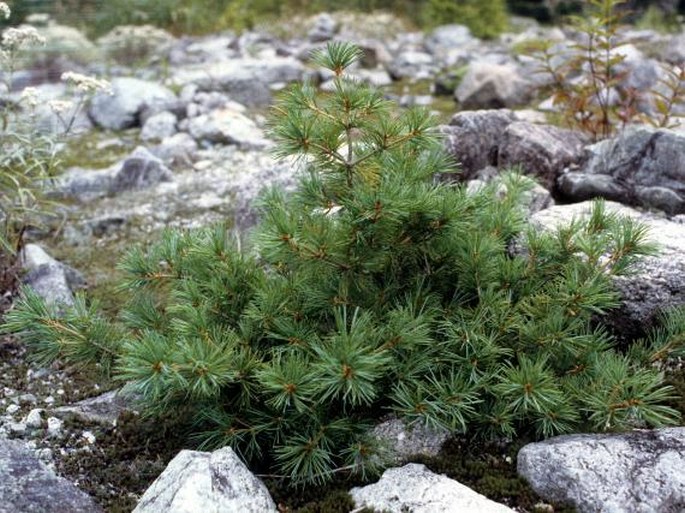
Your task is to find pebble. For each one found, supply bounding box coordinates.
[6,404,20,415]
[82,431,96,444]
[18,393,38,405]
[24,408,44,429]
[47,417,63,438]
[9,422,26,436]
[44,396,55,405]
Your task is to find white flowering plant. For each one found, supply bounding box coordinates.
[0,2,110,284]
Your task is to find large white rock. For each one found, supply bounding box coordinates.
[518,428,685,513]
[89,77,177,130]
[350,463,516,513]
[133,447,277,513]
[187,108,269,149]
[455,62,533,110]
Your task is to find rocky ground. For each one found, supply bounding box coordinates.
[1,7,685,513]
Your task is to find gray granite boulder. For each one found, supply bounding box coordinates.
[89,77,177,130]
[110,146,174,193]
[441,109,517,180]
[557,127,685,215]
[187,108,269,149]
[351,463,516,513]
[455,62,533,109]
[53,390,134,426]
[141,111,177,141]
[133,446,277,513]
[19,244,85,307]
[498,122,586,190]
[518,428,685,513]
[372,416,450,465]
[0,438,103,512]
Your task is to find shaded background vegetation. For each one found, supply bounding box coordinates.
[2,0,684,40]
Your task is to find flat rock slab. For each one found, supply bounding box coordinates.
[53,389,133,426]
[0,438,103,513]
[350,463,516,513]
[518,428,685,513]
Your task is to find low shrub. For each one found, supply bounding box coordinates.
[5,43,685,486]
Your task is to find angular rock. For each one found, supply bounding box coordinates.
[351,463,516,513]
[424,24,476,57]
[187,108,269,149]
[372,416,449,464]
[152,132,199,168]
[498,122,586,190]
[308,13,338,42]
[170,57,304,106]
[110,147,174,193]
[558,127,685,215]
[518,428,685,513]
[133,446,277,513]
[53,390,133,426]
[89,77,177,130]
[0,438,104,512]
[141,111,177,141]
[388,50,436,80]
[19,244,85,307]
[441,109,516,180]
[530,201,685,341]
[456,62,533,110]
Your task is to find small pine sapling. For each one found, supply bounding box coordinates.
[4,42,685,486]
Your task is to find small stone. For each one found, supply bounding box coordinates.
[8,422,26,436]
[35,448,53,461]
[6,404,20,415]
[56,389,65,396]
[82,431,96,445]
[24,409,44,429]
[18,393,38,405]
[44,396,55,406]
[47,417,63,438]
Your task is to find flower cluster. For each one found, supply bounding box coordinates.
[20,87,40,109]
[0,2,10,20]
[61,72,112,95]
[2,26,47,50]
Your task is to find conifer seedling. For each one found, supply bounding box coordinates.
[4,42,684,486]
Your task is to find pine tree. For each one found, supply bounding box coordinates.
[4,42,684,485]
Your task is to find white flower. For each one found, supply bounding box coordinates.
[48,100,73,114]
[20,86,40,108]
[61,71,112,95]
[0,2,10,20]
[1,25,46,49]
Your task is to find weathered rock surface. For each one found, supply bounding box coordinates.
[557,127,685,215]
[530,201,685,340]
[455,62,533,109]
[442,109,517,179]
[187,108,269,149]
[56,147,173,201]
[0,438,104,513]
[141,110,178,141]
[53,390,133,426]
[350,463,516,513]
[89,77,177,130]
[498,122,586,190]
[372,416,449,464]
[518,428,685,513]
[19,244,85,306]
[170,57,304,106]
[133,446,277,513]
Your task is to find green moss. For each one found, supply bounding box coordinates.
[58,130,138,171]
